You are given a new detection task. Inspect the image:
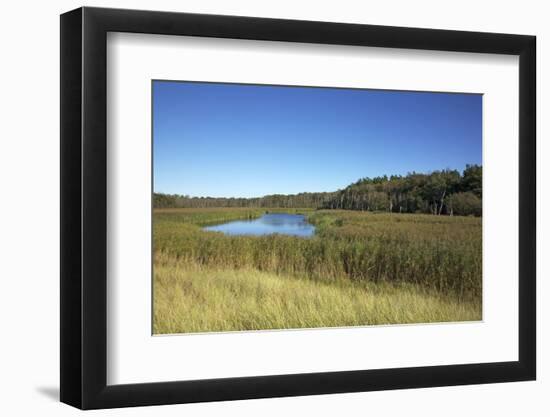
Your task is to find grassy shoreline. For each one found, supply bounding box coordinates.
[153,208,482,334]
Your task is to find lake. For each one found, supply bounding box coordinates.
[203,213,316,237]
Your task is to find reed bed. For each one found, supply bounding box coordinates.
[153,208,482,334]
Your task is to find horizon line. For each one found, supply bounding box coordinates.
[154,163,482,200]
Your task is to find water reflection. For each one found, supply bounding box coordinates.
[203,213,315,237]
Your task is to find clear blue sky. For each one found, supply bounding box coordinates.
[153,81,482,198]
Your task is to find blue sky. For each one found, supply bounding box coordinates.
[153,81,482,198]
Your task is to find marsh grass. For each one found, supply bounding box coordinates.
[153,258,481,334]
[153,208,482,334]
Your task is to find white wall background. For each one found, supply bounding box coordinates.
[0,0,545,415]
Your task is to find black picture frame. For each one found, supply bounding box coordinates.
[60,6,536,410]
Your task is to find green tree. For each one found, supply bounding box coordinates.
[462,164,482,197]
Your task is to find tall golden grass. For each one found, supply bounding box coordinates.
[153,208,482,334]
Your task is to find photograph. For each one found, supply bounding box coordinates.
[152,80,483,335]
[54,5,539,411]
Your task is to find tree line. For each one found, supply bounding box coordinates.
[154,191,335,210]
[154,164,482,216]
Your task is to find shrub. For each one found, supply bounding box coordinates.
[446,192,482,217]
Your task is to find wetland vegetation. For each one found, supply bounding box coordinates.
[153,194,482,334]
[152,80,482,334]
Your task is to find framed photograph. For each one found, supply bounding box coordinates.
[60,7,536,409]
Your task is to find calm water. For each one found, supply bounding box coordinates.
[203,213,315,237]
